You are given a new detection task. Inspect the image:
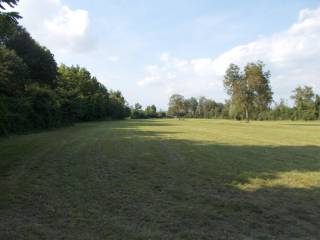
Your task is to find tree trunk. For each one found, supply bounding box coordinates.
[245,107,249,123]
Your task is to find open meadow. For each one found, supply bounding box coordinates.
[1,119,320,239]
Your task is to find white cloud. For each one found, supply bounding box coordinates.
[140,7,320,103]
[17,0,93,54]
[106,56,120,63]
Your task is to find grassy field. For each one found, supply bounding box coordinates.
[1,119,320,239]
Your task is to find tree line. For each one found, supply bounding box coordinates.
[130,103,166,119]
[1,0,319,136]
[0,0,130,136]
[168,62,320,121]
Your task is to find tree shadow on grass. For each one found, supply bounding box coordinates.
[100,121,320,239]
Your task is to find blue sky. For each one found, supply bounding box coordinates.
[18,0,320,109]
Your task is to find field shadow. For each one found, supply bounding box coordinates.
[1,120,320,239]
[105,121,320,239]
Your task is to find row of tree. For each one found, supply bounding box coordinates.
[130,103,166,119]
[0,0,130,135]
[168,95,226,118]
[168,62,320,121]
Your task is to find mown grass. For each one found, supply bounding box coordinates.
[1,119,320,239]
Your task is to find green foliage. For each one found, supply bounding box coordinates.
[131,103,145,119]
[0,16,130,135]
[0,0,21,24]
[24,84,61,129]
[0,47,29,96]
[108,90,130,119]
[291,86,316,120]
[245,62,273,115]
[6,26,58,87]
[131,104,162,119]
[168,94,185,117]
[224,61,273,121]
[0,15,16,44]
[168,94,225,119]
[57,64,112,122]
[185,97,198,117]
[315,95,320,120]
[145,105,157,118]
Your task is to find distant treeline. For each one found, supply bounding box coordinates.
[0,1,130,136]
[168,62,320,121]
[168,92,320,121]
[130,103,166,119]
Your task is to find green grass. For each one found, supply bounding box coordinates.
[1,119,320,239]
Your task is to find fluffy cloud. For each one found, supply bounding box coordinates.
[140,8,320,103]
[17,0,92,54]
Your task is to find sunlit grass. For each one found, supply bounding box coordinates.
[234,171,320,191]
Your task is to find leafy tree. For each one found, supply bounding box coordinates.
[0,0,21,24]
[245,61,273,114]
[0,47,29,135]
[131,103,145,119]
[224,61,273,122]
[168,94,185,118]
[6,26,58,87]
[0,15,16,44]
[24,84,61,129]
[108,90,130,119]
[0,16,131,135]
[272,99,293,120]
[0,47,28,96]
[315,95,320,120]
[291,86,316,120]
[185,97,198,117]
[223,63,247,120]
[57,64,110,121]
[145,105,157,118]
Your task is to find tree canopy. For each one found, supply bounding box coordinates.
[0,3,130,136]
[0,0,21,24]
[224,61,273,122]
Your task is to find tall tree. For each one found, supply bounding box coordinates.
[57,64,110,121]
[6,26,58,87]
[108,90,130,119]
[291,86,316,120]
[244,61,273,113]
[223,63,249,121]
[0,47,28,96]
[224,61,273,122]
